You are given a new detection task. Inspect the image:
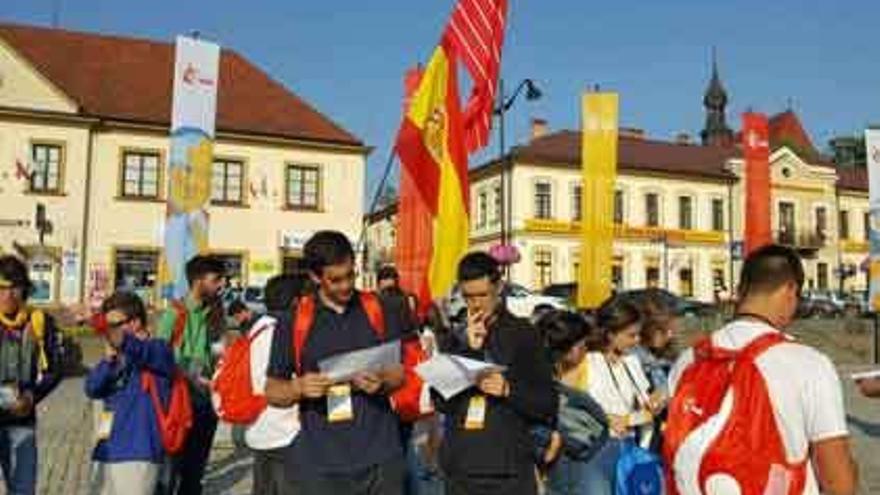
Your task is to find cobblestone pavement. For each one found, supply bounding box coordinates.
[14,325,880,494]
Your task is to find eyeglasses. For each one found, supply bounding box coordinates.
[107,317,133,330]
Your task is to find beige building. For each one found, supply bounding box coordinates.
[367,112,870,303]
[0,23,369,306]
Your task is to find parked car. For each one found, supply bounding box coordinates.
[541,283,577,305]
[445,282,568,323]
[619,288,718,318]
[798,291,843,319]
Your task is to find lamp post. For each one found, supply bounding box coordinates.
[494,78,542,279]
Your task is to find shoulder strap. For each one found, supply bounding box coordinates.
[359,292,386,339]
[737,332,789,363]
[293,296,316,375]
[170,300,187,349]
[141,371,166,416]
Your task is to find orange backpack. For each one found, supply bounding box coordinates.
[211,320,270,424]
[141,301,195,455]
[663,332,808,495]
[293,292,430,422]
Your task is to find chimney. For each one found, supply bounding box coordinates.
[530,118,548,141]
[620,127,645,140]
[675,132,692,145]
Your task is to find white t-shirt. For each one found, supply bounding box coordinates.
[245,315,300,451]
[669,320,849,495]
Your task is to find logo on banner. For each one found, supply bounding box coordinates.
[182,63,216,87]
[745,130,768,151]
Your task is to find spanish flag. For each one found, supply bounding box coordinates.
[396,38,469,308]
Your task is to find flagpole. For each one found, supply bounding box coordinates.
[359,145,398,284]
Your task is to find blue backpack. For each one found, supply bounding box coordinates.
[615,439,664,495]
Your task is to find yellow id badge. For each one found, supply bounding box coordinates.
[97,411,114,441]
[464,395,487,430]
[327,384,354,423]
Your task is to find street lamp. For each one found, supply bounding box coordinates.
[494,78,542,279]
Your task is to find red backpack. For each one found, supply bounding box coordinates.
[293,292,430,422]
[663,332,808,495]
[211,320,270,424]
[142,300,195,455]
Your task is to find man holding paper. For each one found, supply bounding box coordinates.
[434,252,557,495]
[264,231,411,495]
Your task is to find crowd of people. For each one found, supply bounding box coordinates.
[0,230,868,494]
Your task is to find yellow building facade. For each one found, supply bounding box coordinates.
[0,23,368,306]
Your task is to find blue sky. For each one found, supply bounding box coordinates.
[3,1,880,203]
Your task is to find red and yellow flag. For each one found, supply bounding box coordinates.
[396,39,469,311]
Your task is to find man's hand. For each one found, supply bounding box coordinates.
[296,373,332,399]
[857,377,880,398]
[477,372,509,398]
[107,326,125,350]
[608,414,628,437]
[544,431,563,465]
[467,311,488,350]
[8,391,33,418]
[352,371,384,395]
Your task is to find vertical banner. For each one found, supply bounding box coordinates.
[742,112,772,257]
[865,129,880,310]
[577,92,618,309]
[160,36,220,300]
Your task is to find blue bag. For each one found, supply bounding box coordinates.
[615,439,664,495]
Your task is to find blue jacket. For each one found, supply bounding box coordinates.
[85,334,174,463]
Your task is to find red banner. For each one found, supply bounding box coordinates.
[742,112,772,256]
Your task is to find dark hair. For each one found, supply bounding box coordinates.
[537,310,599,364]
[264,274,306,312]
[185,255,227,287]
[227,299,249,317]
[101,291,147,325]
[457,252,501,284]
[629,289,678,351]
[596,295,642,348]
[377,265,400,283]
[0,256,31,297]
[738,244,804,299]
[304,231,355,276]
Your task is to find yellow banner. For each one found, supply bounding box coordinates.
[578,92,618,309]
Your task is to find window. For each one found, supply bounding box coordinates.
[477,190,488,228]
[678,196,693,230]
[612,263,623,292]
[866,211,872,241]
[535,181,552,219]
[30,143,63,193]
[491,183,502,225]
[712,199,724,231]
[572,184,582,221]
[114,249,159,307]
[614,190,624,224]
[839,210,850,240]
[121,151,161,199]
[679,268,694,297]
[645,193,659,227]
[212,159,244,205]
[779,202,796,244]
[286,165,321,210]
[646,267,660,288]
[817,262,829,291]
[534,248,553,290]
[815,207,827,239]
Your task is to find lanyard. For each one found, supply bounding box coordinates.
[603,354,648,411]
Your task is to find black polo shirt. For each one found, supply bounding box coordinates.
[267,292,407,475]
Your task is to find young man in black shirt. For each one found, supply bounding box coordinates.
[436,252,557,495]
[264,231,409,495]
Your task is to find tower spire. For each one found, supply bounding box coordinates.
[701,47,734,147]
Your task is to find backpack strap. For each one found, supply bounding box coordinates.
[293,296,316,375]
[359,292,386,340]
[141,370,166,415]
[169,300,188,350]
[737,332,789,363]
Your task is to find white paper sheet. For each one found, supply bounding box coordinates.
[851,369,880,381]
[318,340,401,382]
[415,353,506,400]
